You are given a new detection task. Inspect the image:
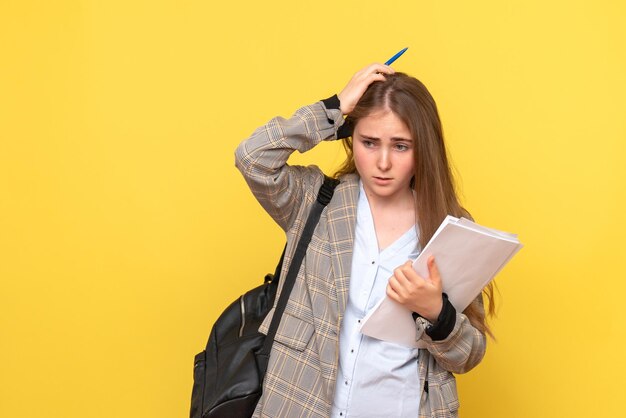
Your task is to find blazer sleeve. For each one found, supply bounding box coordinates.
[417,295,487,374]
[235,101,344,231]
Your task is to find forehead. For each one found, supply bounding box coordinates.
[354,108,411,138]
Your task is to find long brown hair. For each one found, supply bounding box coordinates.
[335,73,496,338]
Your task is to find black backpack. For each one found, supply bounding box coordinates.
[190,177,338,418]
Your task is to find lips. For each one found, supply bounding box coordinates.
[373,176,393,185]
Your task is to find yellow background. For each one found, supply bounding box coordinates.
[1,1,624,417]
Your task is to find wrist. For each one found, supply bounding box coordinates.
[413,293,457,342]
[424,298,444,323]
[321,94,352,139]
[336,91,346,114]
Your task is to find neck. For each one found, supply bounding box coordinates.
[364,187,417,251]
[364,188,415,213]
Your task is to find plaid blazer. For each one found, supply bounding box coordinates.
[235,101,487,418]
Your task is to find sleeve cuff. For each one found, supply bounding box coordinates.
[320,95,353,139]
[321,94,341,110]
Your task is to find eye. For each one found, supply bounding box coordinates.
[394,143,411,152]
[362,139,376,148]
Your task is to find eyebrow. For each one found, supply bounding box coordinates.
[359,134,413,142]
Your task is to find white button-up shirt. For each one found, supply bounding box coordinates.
[331,182,421,418]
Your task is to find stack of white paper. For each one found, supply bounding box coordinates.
[360,216,523,348]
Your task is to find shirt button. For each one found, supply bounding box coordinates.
[345,380,349,385]
[371,261,375,264]
[357,319,361,323]
[351,349,354,353]
[340,413,343,416]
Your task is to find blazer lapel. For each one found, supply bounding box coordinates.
[326,173,359,320]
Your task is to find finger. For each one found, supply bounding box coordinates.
[368,73,387,84]
[367,63,395,75]
[353,64,378,80]
[356,72,386,87]
[394,263,424,297]
[427,256,442,289]
[388,274,406,297]
[390,273,414,304]
[399,261,423,284]
[386,282,401,302]
[353,65,392,84]
[392,264,412,289]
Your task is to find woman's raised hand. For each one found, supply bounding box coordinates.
[337,63,394,115]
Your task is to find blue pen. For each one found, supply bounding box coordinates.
[384,47,408,66]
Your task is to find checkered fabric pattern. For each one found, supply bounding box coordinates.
[235,101,486,418]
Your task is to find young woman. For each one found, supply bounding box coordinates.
[235,63,495,418]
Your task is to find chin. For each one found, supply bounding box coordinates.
[369,187,401,198]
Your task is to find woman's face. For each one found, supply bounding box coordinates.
[352,108,415,203]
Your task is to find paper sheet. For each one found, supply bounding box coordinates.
[360,216,523,347]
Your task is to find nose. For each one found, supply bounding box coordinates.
[377,148,391,172]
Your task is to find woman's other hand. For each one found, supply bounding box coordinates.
[386,256,444,323]
[337,63,394,115]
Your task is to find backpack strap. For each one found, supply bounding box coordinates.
[256,175,339,374]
